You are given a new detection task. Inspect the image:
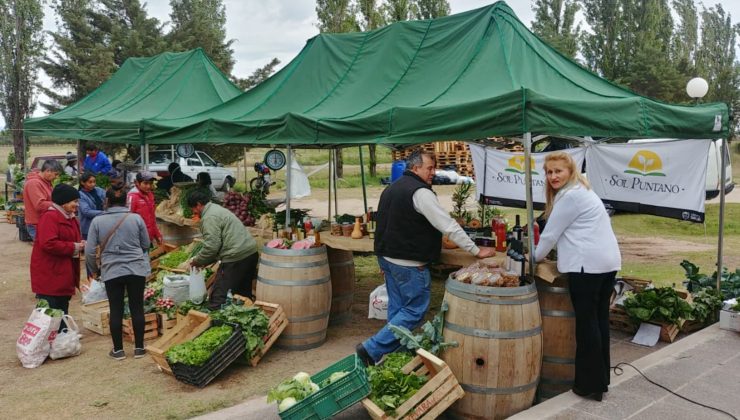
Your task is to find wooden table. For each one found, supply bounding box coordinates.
[318,232,498,267]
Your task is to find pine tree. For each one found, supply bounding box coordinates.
[167,0,235,75]
[93,0,167,66]
[40,0,116,113]
[0,0,45,168]
[233,58,281,91]
[530,0,580,59]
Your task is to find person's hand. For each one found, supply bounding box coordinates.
[189,258,202,268]
[476,246,496,259]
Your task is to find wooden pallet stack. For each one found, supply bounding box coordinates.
[391,141,474,177]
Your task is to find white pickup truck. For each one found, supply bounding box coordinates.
[134,148,235,191]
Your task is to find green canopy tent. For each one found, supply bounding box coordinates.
[23,48,243,145]
[138,2,729,280]
[23,2,730,283]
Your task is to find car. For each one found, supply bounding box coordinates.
[134,148,235,191]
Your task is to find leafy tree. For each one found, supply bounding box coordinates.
[414,0,449,20]
[580,0,626,81]
[0,0,45,167]
[167,0,235,75]
[530,0,580,58]
[671,0,698,73]
[695,4,740,132]
[382,0,416,22]
[316,0,360,177]
[233,58,281,91]
[357,0,385,31]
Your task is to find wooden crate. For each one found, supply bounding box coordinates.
[157,313,178,335]
[148,310,211,375]
[250,300,288,366]
[232,295,289,367]
[81,300,111,336]
[680,319,705,334]
[150,243,178,270]
[649,321,682,343]
[122,313,159,342]
[609,306,637,333]
[362,349,465,420]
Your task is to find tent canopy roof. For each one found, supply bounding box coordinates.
[24,48,243,143]
[144,1,728,146]
[25,3,729,147]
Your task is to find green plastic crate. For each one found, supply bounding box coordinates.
[279,354,370,420]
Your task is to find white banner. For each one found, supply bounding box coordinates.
[469,144,586,209]
[586,140,710,222]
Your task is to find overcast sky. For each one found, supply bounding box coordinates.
[1,0,738,127]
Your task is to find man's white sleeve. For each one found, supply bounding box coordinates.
[412,188,480,256]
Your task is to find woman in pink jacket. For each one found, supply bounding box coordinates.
[127,171,163,245]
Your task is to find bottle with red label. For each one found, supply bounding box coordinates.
[533,220,540,245]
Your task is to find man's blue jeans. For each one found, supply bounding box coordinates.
[363,257,431,363]
[26,224,37,241]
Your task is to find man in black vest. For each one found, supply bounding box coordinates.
[356,150,495,366]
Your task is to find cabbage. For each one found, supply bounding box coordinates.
[278,397,297,412]
[293,372,311,385]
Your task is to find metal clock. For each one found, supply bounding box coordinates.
[176,143,195,158]
[264,149,286,171]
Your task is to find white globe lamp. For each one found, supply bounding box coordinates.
[686,77,709,100]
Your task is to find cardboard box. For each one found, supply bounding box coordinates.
[719,310,740,332]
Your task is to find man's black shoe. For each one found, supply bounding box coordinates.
[355,343,373,367]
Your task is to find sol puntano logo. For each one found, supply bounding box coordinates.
[608,149,681,194]
[624,150,665,177]
[505,156,538,175]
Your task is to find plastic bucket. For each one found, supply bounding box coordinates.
[390,160,406,182]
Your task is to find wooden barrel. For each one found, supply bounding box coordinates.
[535,276,576,401]
[156,220,201,246]
[256,245,331,350]
[442,278,542,419]
[326,248,355,325]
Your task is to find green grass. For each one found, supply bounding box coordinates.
[291,146,394,166]
[610,203,740,238]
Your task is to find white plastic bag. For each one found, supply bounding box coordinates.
[81,279,108,305]
[17,307,62,368]
[189,267,207,304]
[50,315,82,360]
[163,274,190,304]
[368,284,389,320]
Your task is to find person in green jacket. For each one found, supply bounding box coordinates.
[187,190,258,309]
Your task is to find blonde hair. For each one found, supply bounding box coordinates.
[543,152,590,218]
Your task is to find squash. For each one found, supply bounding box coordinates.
[442,235,458,249]
[468,218,482,228]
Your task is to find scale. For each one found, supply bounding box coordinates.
[176,144,195,158]
[264,149,286,171]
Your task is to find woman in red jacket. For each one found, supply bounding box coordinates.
[127,171,163,245]
[31,184,85,326]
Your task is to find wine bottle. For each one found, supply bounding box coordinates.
[513,215,523,241]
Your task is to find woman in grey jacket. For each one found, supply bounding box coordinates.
[85,185,151,360]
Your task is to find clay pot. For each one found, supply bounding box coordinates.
[341,223,353,237]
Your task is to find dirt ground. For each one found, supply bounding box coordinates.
[1,185,737,420]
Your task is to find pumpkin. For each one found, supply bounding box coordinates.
[442,235,458,249]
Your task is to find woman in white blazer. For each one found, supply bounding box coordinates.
[534,151,621,402]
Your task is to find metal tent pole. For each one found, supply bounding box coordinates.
[359,146,368,215]
[328,149,333,223]
[524,132,536,279]
[333,148,338,216]
[716,138,728,291]
[286,146,292,229]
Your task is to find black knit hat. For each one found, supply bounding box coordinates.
[52,184,80,205]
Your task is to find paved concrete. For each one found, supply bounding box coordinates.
[511,324,740,420]
[193,325,740,420]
